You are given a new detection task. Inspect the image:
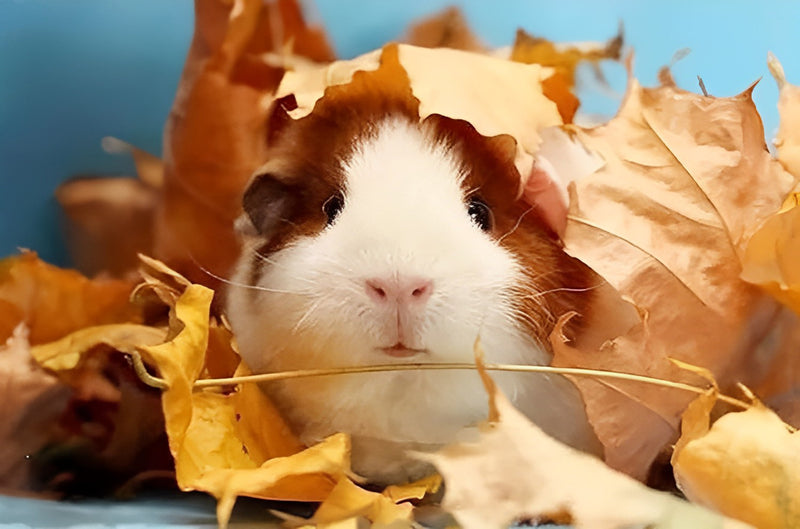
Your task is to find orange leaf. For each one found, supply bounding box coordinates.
[0,252,138,345]
[153,0,334,287]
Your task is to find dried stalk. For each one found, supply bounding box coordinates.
[128,350,754,411]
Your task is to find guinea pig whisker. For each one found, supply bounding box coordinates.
[497,206,535,244]
[186,256,306,295]
[291,298,325,335]
[524,282,605,300]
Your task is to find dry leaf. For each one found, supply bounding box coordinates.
[556,79,797,478]
[511,27,623,88]
[741,57,800,315]
[673,391,800,529]
[308,477,413,527]
[276,43,563,188]
[154,0,334,287]
[404,6,485,52]
[741,189,800,315]
[510,27,623,124]
[768,54,800,176]
[0,325,71,490]
[0,252,138,345]
[420,382,752,529]
[57,176,158,278]
[132,279,345,527]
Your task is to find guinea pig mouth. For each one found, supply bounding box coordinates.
[379,343,428,358]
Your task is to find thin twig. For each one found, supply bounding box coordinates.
[130,355,753,411]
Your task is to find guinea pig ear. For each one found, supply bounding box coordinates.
[240,172,296,237]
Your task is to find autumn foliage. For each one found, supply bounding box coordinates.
[3,2,800,529]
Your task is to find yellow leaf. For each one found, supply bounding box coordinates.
[673,396,800,529]
[31,323,166,372]
[382,473,442,504]
[310,477,413,527]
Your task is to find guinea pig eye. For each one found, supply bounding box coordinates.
[467,197,493,232]
[322,193,344,225]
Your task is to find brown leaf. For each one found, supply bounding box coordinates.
[557,80,797,478]
[153,0,334,287]
[420,383,751,529]
[0,252,139,345]
[57,176,159,278]
[0,325,71,490]
[404,6,485,52]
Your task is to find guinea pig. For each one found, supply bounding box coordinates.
[226,88,605,485]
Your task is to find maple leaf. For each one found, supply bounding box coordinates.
[553,77,798,479]
[673,388,800,529]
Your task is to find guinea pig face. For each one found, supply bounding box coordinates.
[226,111,596,458]
[231,117,541,372]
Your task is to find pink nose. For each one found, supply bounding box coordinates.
[365,276,433,307]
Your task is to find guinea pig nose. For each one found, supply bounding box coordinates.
[365,276,433,306]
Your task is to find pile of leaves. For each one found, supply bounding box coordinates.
[2,1,799,528]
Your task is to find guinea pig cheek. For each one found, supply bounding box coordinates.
[251,234,393,366]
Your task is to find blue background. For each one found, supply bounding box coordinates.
[2,0,800,267]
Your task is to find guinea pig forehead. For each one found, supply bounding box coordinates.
[422,115,521,202]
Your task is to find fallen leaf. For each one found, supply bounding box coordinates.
[277,43,563,188]
[307,477,413,528]
[420,380,752,529]
[154,0,334,287]
[0,325,71,490]
[0,252,139,345]
[57,176,158,278]
[740,57,800,315]
[673,391,800,529]
[768,53,800,176]
[404,6,485,52]
[556,78,797,478]
[32,324,166,372]
[511,27,623,88]
[510,27,623,123]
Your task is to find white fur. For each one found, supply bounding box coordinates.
[227,119,596,484]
